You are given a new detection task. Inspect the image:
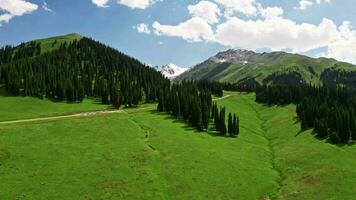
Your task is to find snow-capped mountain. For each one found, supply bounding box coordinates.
[155,63,189,79]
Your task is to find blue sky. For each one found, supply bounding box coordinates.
[1,0,356,67]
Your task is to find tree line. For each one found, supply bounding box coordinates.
[157,81,240,136]
[256,84,356,144]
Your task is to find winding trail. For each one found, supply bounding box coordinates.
[0,106,156,125]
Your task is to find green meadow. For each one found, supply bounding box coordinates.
[1,93,356,199]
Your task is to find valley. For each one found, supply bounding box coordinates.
[1,92,356,199]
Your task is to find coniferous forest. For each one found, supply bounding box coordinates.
[157,80,240,136]
[0,38,169,108]
[255,84,356,144]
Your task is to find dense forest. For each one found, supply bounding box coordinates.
[157,81,239,136]
[255,84,356,144]
[0,38,169,108]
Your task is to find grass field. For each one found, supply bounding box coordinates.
[0,85,111,122]
[1,93,356,199]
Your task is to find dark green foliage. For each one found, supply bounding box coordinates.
[0,37,169,108]
[234,114,240,136]
[156,81,240,136]
[157,81,211,132]
[228,113,233,135]
[256,84,356,144]
[314,118,328,139]
[219,107,227,136]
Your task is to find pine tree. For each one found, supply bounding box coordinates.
[219,107,227,136]
[235,114,240,136]
[228,113,233,136]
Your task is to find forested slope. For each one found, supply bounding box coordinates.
[0,34,169,108]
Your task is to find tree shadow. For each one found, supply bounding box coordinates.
[148,110,233,137]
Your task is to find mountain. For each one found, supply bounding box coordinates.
[177,49,356,85]
[0,33,169,107]
[155,63,189,79]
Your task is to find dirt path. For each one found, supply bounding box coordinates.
[0,105,157,126]
[0,110,123,125]
[213,95,231,101]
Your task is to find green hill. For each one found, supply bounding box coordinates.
[33,33,83,54]
[13,33,83,55]
[177,49,356,85]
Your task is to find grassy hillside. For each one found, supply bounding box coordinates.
[0,85,109,122]
[178,51,356,84]
[1,93,356,199]
[32,33,83,54]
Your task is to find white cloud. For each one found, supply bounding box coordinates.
[295,0,313,10]
[118,0,158,9]
[136,23,151,34]
[213,0,258,16]
[214,17,337,53]
[42,1,54,13]
[0,0,38,25]
[295,0,330,10]
[92,0,109,8]
[153,17,214,42]
[322,21,356,64]
[188,1,221,24]
[0,13,12,23]
[259,6,283,19]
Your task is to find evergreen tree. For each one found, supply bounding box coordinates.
[228,113,233,136]
[219,107,227,135]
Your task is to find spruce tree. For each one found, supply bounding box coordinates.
[219,107,227,136]
[228,113,233,136]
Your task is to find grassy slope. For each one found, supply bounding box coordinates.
[260,104,356,200]
[34,33,83,54]
[1,93,356,199]
[0,86,109,122]
[181,54,356,84]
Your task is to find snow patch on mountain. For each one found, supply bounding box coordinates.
[154,63,189,79]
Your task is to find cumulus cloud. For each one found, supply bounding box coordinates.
[295,0,331,10]
[213,0,258,16]
[0,0,38,25]
[136,23,151,34]
[323,21,356,64]
[214,17,337,53]
[92,0,109,8]
[259,6,283,19]
[118,0,159,9]
[153,17,214,42]
[188,1,221,24]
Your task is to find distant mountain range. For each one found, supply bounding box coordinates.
[154,63,189,79]
[177,49,356,86]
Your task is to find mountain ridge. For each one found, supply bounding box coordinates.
[177,49,356,85]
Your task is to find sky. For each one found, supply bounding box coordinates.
[1,0,356,68]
